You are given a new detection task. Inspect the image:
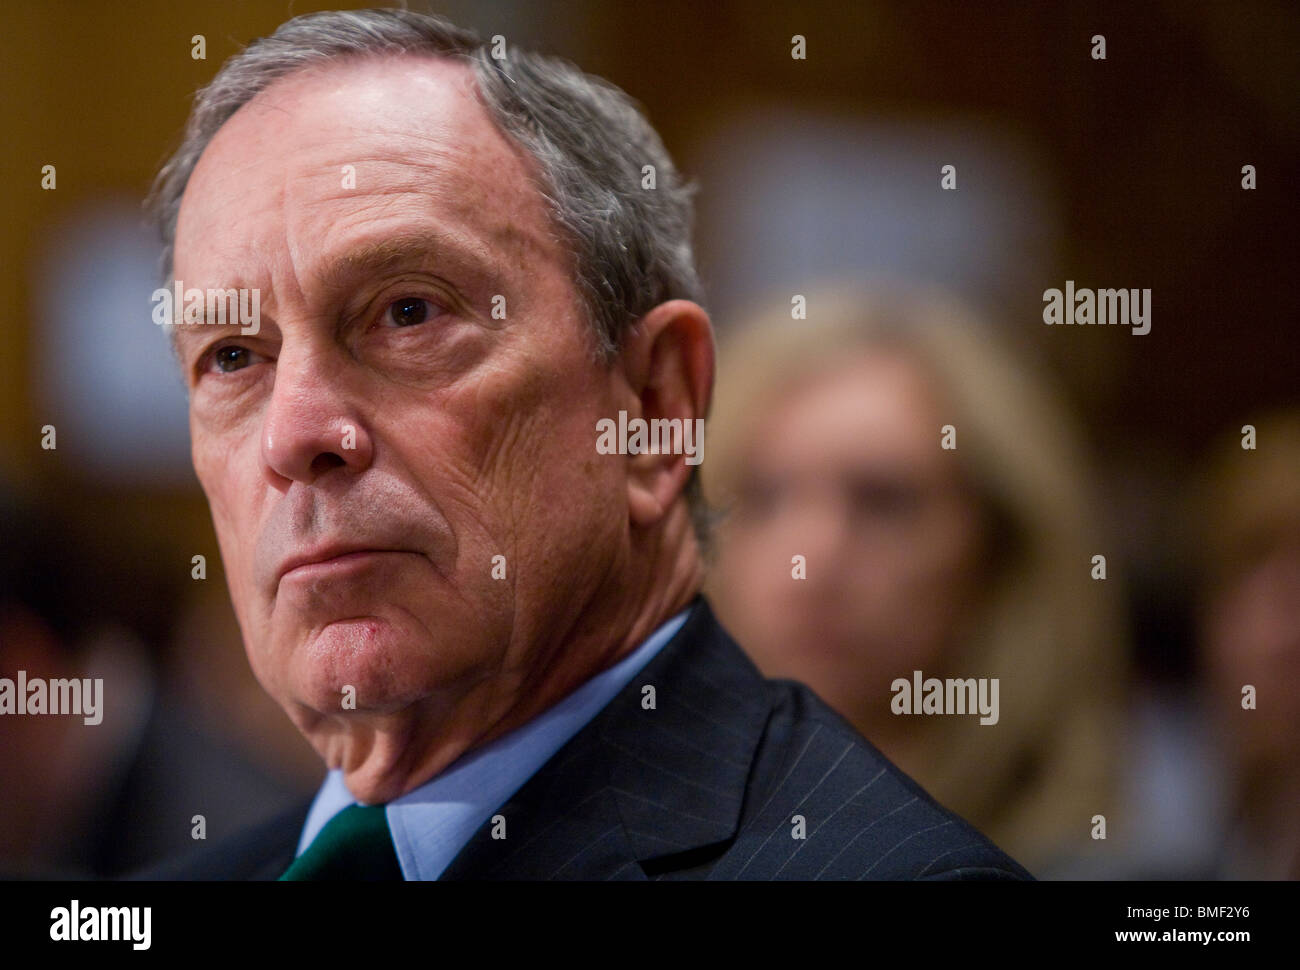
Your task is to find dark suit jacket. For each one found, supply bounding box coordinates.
[136,596,1032,880]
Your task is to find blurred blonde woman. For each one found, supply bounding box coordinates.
[702,284,1129,874]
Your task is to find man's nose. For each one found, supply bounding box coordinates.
[260,348,374,486]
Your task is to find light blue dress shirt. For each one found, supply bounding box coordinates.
[294,608,690,880]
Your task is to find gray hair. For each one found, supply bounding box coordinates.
[146,7,713,545]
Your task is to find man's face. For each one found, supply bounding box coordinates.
[172,55,628,799]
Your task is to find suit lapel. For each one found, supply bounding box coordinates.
[439,596,769,880]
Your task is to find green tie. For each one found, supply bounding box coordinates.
[279,804,404,881]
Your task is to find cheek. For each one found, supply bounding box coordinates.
[720,527,790,597]
[388,340,622,623]
[468,347,614,520]
[191,425,265,622]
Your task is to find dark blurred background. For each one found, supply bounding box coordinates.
[0,0,1295,878]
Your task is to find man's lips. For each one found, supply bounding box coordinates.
[276,546,418,585]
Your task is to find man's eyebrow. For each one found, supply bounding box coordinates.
[315,229,498,292]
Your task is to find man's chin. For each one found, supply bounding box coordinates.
[338,764,418,805]
[285,615,442,716]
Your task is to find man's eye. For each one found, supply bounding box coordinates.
[383,297,435,327]
[211,345,254,373]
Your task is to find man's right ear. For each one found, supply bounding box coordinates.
[610,300,714,527]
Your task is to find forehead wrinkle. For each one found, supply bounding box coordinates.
[181,53,574,330]
[277,142,550,299]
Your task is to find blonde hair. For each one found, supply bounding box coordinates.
[703,283,1129,871]
[1194,409,1300,596]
